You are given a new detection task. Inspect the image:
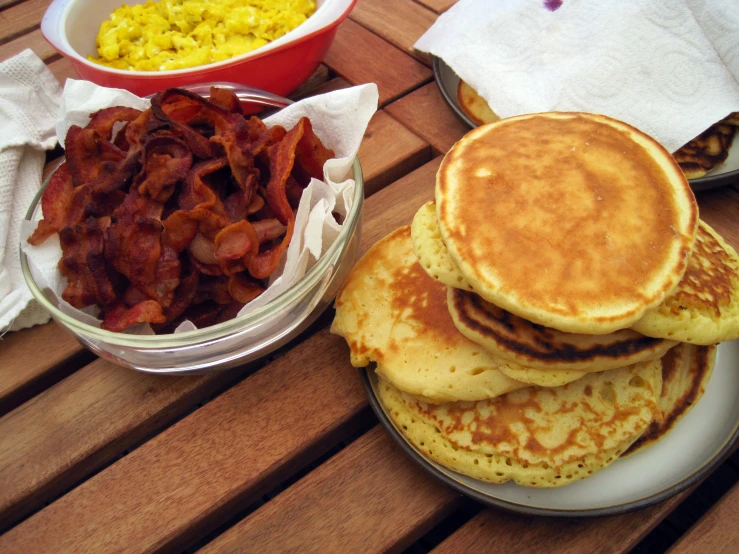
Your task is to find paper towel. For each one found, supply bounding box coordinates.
[415,0,739,152]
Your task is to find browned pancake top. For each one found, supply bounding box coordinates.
[438,113,696,328]
[660,222,736,318]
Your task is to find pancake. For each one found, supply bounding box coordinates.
[378,358,662,487]
[331,226,528,403]
[673,116,737,179]
[457,80,499,126]
[448,287,677,373]
[436,112,698,334]
[631,220,739,344]
[495,364,586,387]
[626,343,716,455]
[411,201,472,291]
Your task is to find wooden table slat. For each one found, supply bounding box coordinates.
[385,81,469,155]
[350,0,436,67]
[0,324,83,416]
[0,27,57,63]
[669,482,739,554]
[415,0,458,14]
[432,490,693,554]
[359,110,432,196]
[201,426,462,554]
[0,359,229,530]
[47,56,78,84]
[0,331,368,553]
[324,18,433,106]
[0,0,45,44]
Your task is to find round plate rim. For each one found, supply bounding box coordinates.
[431,56,739,192]
[360,364,739,518]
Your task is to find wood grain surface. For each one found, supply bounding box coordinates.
[325,18,433,105]
[0,0,46,43]
[358,110,432,196]
[386,82,469,154]
[669,482,739,554]
[202,427,462,554]
[416,0,458,14]
[0,324,83,415]
[47,57,78,84]
[351,0,436,66]
[0,360,231,530]
[0,28,57,63]
[0,331,369,553]
[433,489,692,554]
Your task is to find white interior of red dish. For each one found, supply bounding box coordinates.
[44,0,351,75]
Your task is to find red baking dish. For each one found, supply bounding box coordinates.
[41,0,355,97]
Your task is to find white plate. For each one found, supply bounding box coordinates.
[362,340,739,516]
[433,56,739,192]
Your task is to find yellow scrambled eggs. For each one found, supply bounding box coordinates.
[90,0,316,71]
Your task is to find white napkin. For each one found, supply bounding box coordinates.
[20,80,379,334]
[415,0,739,152]
[0,50,62,333]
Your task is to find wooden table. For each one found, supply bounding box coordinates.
[1,1,738,552]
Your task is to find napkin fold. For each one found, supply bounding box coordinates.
[0,50,62,332]
[415,0,739,153]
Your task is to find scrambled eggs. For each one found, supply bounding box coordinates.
[90,0,316,71]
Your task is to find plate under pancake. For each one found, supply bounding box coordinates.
[361,340,739,516]
[331,226,527,403]
[448,287,677,373]
[436,111,698,334]
[632,220,739,344]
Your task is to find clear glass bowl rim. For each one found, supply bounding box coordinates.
[20,109,363,349]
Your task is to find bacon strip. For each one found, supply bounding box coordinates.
[102,300,166,332]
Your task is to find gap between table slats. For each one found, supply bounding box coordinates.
[199,426,463,554]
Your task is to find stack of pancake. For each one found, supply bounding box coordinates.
[331,112,739,487]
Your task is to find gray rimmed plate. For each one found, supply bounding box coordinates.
[433,56,739,192]
[360,339,739,517]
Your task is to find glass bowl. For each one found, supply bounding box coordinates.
[20,86,363,375]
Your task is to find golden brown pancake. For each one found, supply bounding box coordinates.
[631,220,739,344]
[626,343,716,455]
[673,114,738,179]
[457,80,499,126]
[378,358,662,487]
[411,201,473,291]
[331,226,528,403]
[436,112,698,334]
[448,287,677,372]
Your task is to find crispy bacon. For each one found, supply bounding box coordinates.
[102,300,166,332]
[105,190,163,288]
[294,117,335,180]
[30,87,337,333]
[214,220,259,262]
[228,273,265,304]
[28,163,75,245]
[136,136,193,202]
[58,217,117,308]
[87,107,143,141]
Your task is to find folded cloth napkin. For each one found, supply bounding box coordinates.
[0,50,62,333]
[415,0,739,153]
